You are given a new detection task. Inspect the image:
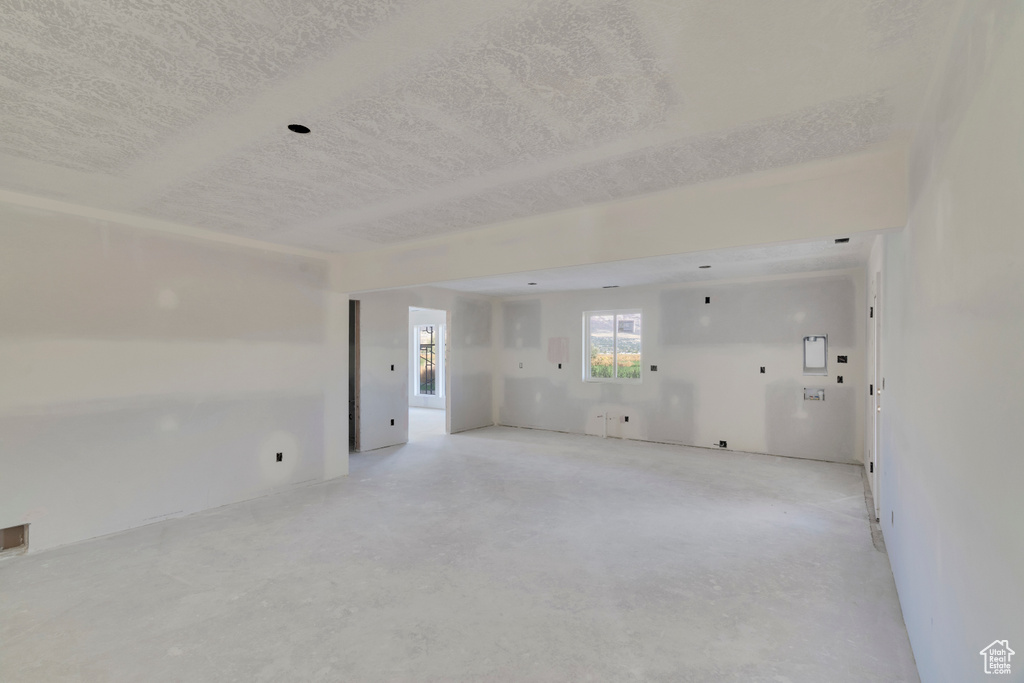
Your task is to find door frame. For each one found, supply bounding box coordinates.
[445,308,452,435]
[348,299,360,452]
[871,274,882,521]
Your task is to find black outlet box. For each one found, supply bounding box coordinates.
[837,355,848,363]
[719,440,727,448]
[276,452,283,462]
[650,365,657,371]
[837,376,844,384]
[390,418,395,426]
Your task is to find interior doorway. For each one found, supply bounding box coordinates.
[870,275,882,521]
[409,307,448,441]
[348,299,360,452]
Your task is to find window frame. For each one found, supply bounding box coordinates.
[583,309,643,384]
[412,323,445,398]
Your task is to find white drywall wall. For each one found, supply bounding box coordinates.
[408,308,447,410]
[0,205,346,553]
[332,148,907,293]
[354,288,494,452]
[494,270,865,463]
[879,3,1024,680]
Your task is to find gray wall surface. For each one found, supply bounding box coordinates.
[877,3,1024,680]
[0,207,346,552]
[494,271,865,463]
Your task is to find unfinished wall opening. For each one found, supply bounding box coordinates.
[803,335,828,375]
[1,524,28,555]
[584,310,642,382]
[409,307,447,440]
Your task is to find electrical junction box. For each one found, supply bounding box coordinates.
[804,388,825,401]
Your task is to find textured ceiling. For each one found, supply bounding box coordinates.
[428,233,880,297]
[0,0,959,252]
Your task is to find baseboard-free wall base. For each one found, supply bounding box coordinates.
[496,422,861,466]
[6,476,327,558]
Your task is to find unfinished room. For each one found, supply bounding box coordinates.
[1,1,1021,681]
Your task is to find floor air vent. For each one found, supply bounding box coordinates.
[1,524,28,556]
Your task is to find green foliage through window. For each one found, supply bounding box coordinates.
[587,311,641,381]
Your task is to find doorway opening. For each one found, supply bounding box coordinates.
[409,307,448,441]
[348,299,360,452]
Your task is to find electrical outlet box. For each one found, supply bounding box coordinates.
[624,416,629,423]
[390,418,394,426]
[390,364,394,371]
[705,296,711,304]
[557,363,562,369]
[650,365,657,371]
[837,376,844,384]
[718,440,727,448]
[519,362,523,369]
[276,452,283,462]
[837,355,848,363]
[760,366,765,374]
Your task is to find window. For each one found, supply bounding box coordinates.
[415,325,441,396]
[584,310,642,381]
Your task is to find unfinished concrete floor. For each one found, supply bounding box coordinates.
[409,406,446,441]
[0,427,918,682]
